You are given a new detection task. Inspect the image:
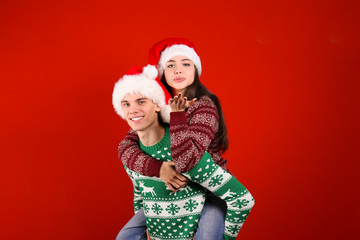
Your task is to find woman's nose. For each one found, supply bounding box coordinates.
[174,66,182,74]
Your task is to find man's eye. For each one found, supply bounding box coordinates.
[122,103,129,107]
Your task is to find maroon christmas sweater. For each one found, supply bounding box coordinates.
[118,96,228,177]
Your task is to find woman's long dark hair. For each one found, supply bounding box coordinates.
[161,68,229,153]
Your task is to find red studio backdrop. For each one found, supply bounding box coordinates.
[1,0,359,239]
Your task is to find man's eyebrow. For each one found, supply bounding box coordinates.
[121,97,148,103]
[136,98,148,101]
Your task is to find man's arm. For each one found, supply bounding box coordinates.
[183,152,255,240]
[124,166,143,213]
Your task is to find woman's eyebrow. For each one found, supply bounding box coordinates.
[167,58,191,62]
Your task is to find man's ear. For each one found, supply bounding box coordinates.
[155,104,161,113]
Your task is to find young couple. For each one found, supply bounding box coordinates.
[112,38,255,240]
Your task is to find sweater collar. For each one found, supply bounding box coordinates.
[140,126,170,153]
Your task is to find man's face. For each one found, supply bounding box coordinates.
[121,93,161,132]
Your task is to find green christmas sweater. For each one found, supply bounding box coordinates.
[124,126,254,240]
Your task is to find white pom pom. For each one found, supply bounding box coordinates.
[142,65,158,79]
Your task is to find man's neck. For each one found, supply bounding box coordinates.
[137,123,165,147]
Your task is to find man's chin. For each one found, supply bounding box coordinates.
[129,125,145,132]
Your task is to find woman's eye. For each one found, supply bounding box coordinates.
[122,103,129,107]
[167,64,174,68]
[183,63,191,67]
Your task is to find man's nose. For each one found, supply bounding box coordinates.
[128,105,139,114]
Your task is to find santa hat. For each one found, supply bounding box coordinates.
[112,65,171,123]
[148,38,202,77]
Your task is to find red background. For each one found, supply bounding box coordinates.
[1,0,359,239]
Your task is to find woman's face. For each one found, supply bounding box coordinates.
[163,55,196,95]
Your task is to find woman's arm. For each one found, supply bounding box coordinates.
[119,129,162,177]
[119,129,188,190]
[169,96,219,173]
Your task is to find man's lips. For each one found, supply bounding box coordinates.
[130,116,144,121]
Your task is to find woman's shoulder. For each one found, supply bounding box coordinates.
[188,95,217,113]
[195,95,216,108]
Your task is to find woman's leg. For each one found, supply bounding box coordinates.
[195,192,227,240]
[116,208,147,240]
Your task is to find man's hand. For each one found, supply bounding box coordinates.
[169,93,197,112]
[160,161,188,192]
[146,229,151,240]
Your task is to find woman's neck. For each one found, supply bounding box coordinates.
[172,88,185,96]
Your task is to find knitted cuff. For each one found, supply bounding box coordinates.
[170,111,187,124]
[147,160,162,177]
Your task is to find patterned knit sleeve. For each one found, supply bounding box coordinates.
[124,166,143,214]
[118,129,162,177]
[170,96,219,173]
[183,153,255,240]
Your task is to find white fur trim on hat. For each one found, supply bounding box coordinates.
[157,44,202,76]
[112,65,170,123]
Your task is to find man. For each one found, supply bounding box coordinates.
[113,65,254,240]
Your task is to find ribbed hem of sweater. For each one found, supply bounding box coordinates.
[147,161,162,177]
[170,111,187,124]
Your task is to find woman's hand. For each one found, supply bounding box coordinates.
[160,161,188,192]
[169,93,197,112]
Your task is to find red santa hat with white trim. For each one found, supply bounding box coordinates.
[148,37,202,77]
[112,65,172,123]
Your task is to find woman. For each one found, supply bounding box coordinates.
[117,38,254,240]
